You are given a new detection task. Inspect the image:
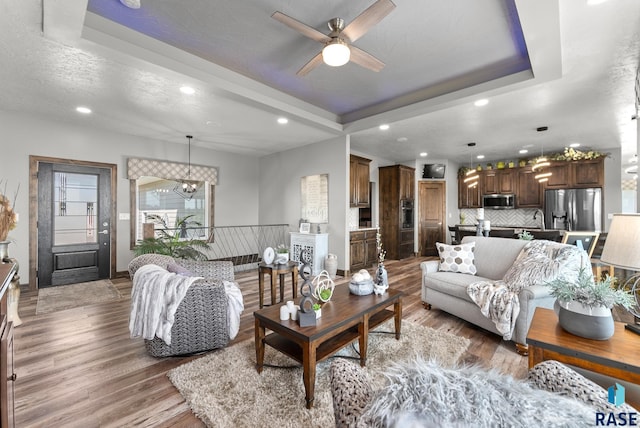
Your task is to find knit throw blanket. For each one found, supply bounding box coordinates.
[129,264,203,345]
[466,240,586,340]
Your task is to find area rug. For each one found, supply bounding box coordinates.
[168,320,471,428]
[36,279,123,314]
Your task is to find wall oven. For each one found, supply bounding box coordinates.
[401,199,414,229]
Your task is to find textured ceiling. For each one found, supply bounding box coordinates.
[0,0,638,168]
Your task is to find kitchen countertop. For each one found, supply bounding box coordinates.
[349,227,378,232]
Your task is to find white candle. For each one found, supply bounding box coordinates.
[477,208,484,220]
[290,306,300,321]
[484,220,491,231]
[280,305,290,321]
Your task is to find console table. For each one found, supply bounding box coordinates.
[0,262,17,428]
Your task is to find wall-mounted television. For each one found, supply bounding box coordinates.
[422,163,446,179]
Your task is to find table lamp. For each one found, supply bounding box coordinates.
[600,213,640,332]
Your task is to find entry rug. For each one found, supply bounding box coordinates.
[36,279,123,314]
[168,320,470,428]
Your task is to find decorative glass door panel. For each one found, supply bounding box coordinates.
[54,172,98,245]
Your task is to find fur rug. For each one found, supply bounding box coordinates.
[359,359,595,428]
[168,320,470,428]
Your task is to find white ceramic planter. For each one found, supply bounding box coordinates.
[554,299,614,340]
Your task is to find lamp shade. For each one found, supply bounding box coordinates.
[600,213,640,270]
[322,40,350,67]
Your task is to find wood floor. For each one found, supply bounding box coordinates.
[13,257,528,427]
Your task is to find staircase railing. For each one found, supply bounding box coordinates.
[165,224,291,272]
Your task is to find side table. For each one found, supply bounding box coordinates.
[527,307,640,408]
[258,261,298,308]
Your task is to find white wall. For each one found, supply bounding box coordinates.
[603,147,623,231]
[0,111,260,283]
[259,135,349,270]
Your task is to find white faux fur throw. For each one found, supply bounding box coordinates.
[359,359,595,428]
[129,264,202,345]
[467,240,586,339]
[223,280,243,340]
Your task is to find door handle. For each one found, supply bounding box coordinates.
[99,230,109,235]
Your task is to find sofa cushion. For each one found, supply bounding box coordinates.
[424,271,491,302]
[436,242,477,275]
[461,236,527,280]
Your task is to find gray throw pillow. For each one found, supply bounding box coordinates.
[166,262,194,276]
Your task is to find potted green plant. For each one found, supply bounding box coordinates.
[274,244,289,264]
[518,230,534,240]
[312,302,324,319]
[133,214,209,260]
[547,268,635,340]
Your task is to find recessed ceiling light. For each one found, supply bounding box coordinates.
[474,99,489,107]
[476,155,485,160]
[397,137,408,142]
[519,149,528,154]
[180,86,195,95]
[379,124,390,131]
[76,106,92,114]
[277,117,288,124]
[569,143,581,148]
[419,152,427,157]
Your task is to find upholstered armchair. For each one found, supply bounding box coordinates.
[128,254,238,357]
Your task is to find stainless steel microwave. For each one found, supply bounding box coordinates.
[482,194,515,209]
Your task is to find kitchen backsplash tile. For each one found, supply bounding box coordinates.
[458,208,543,229]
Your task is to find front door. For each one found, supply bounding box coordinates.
[37,162,112,287]
[419,181,446,256]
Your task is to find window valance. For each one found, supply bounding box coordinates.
[127,157,218,184]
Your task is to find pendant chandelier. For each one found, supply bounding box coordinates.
[173,135,200,200]
[463,142,479,188]
[532,126,552,183]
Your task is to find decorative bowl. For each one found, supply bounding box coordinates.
[349,279,374,296]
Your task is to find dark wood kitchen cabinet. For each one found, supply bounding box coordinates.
[379,165,415,260]
[458,176,481,208]
[350,155,371,207]
[516,167,543,208]
[349,230,378,271]
[483,169,515,194]
[543,158,604,189]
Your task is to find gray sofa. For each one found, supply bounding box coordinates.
[420,236,589,355]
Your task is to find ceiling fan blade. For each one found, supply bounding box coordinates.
[297,52,324,76]
[272,11,331,43]
[342,0,396,42]
[349,45,385,72]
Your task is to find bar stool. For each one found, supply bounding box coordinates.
[258,261,298,308]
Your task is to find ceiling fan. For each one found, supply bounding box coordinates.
[271,0,396,76]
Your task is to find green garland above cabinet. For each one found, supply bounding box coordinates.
[457,158,604,209]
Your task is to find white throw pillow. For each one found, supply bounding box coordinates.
[436,242,476,275]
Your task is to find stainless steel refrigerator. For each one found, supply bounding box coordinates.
[544,188,602,231]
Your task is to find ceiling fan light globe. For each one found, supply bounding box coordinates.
[322,40,350,67]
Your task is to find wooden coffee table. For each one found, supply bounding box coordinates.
[254,285,403,409]
[527,307,640,407]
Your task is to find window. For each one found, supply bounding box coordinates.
[130,177,214,246]
[126,157,218,248]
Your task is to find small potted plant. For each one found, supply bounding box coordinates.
[547,268,635,340]
[313,302,322,319]
[518,230,534,241]
[275,244,289,264]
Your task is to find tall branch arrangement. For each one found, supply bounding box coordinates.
[0,180,18,242]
